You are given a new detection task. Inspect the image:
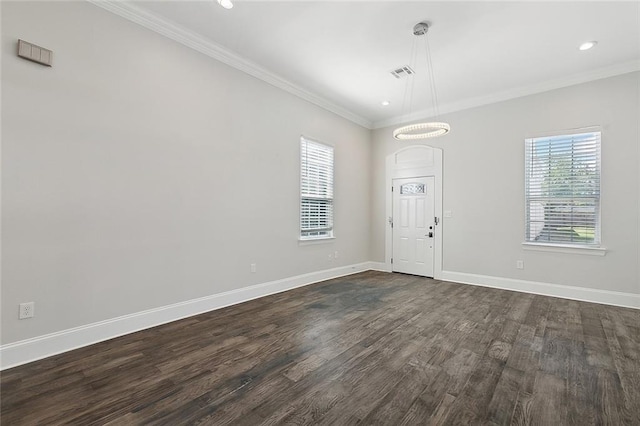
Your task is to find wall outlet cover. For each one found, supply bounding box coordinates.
[19,302,35,319]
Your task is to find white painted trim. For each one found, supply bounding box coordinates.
[385,146,444,279]
[441,270,640,310]
[298,237,336,245]
[638,61,640,298]
[4,264,637,369]
[368,261,389,272]
[373,61,640,129]
[522,242,607,256]
[86,2,639,133]
[86,0,372,129]
[0,262,375,370]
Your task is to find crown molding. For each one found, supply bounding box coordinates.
[85,1,637,132]
[373,60,640,130]
[86,0,373,129]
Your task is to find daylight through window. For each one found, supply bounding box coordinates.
[525,131,601,246]
[300,137,334,239]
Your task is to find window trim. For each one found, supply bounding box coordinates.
[522,242,606,256]
[299,135,334,241]
[523,127,602,250]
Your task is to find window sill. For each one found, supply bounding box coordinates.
[522,242,607,256]
[299,237,335,245]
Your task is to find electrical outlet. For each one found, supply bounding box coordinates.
[19,302,35,319]
[334,251,339,259]
[250,263,257,273]
[516,260,524,270]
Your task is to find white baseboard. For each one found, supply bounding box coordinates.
[5,265,636,370]
[441,270,640,310]
[0,262,374,370]
[368,261,388,272]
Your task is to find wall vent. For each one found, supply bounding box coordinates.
[17,39,53,67]
[390,65,415,79]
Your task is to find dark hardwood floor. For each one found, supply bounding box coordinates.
[2,271,639,425]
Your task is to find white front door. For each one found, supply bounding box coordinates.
[392,176,435,277]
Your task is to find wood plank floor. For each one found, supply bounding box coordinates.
[2,271,639,425]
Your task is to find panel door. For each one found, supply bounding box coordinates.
[392,176,435,277]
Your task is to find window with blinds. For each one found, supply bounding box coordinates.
[300,137,334,239]
[525,130,601,246]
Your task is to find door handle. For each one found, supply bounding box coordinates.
[427,232,434,238]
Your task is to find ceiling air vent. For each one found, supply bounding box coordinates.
[390,65,415,79]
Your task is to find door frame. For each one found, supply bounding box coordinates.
[385,145,443,279]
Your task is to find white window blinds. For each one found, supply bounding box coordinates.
[300,137,334,239]
[525,131,601,246]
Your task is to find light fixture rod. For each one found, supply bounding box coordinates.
[393,21,450,141]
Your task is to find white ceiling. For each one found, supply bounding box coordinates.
[121,1,640,128]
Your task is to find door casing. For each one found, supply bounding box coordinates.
[385,146,443,279]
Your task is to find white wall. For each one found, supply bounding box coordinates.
[2,0,639,362]
[1,1,371,345]
[372,72,640,296]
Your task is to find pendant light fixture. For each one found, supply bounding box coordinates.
[393,22,450,140]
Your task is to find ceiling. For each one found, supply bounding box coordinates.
[120,1,640,128]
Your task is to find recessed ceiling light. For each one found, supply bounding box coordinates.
[217,0,233,10]
[381,100,391,106]
[579,41,597,51]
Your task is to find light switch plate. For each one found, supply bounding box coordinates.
[17,39,53,67]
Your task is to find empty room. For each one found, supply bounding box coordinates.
[1,0,639,424]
